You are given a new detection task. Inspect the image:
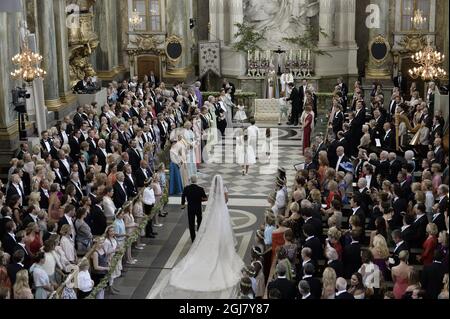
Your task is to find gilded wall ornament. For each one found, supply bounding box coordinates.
[396,34,427,53]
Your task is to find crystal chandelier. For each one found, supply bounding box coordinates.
[11,45,46,83]
[129,9,143,30]
[411,9,426,30]
[408,43,447,80]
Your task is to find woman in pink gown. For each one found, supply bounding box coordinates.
[301,105,314,153]
[391,250,412,299]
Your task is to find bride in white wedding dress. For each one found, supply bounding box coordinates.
[149,175,245,299]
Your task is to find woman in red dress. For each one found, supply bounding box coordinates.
[417,223,438,266]
[301,105,314,153]
[271,217,289,264]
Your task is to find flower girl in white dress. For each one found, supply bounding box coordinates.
[234,104,247,125]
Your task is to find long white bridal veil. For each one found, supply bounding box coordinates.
[149,175,245,299]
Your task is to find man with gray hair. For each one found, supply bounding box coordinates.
[181,175,208,242]
[298,280,313,299]
[267,263,297,299]
[335,277,354,299]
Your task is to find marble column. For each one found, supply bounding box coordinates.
[36,0,60,106]
[318,0,335,47]
[94,0,119,74]
[53,0,73,101]
[229,0,243,44]
[209,0,218,41]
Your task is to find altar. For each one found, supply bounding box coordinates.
[77,87,107,107]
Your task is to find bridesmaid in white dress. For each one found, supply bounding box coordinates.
[236,129,256,175]
[183,121,197,180]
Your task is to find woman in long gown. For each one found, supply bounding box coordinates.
[220,89,234,129]
[183,121,197,179]
[192,114,202,166]
[236,129,256,176]
[169,138,184,195]
[300,105,314,152]
[149,175,244,299]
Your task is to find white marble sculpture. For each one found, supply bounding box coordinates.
[244,0,320,49]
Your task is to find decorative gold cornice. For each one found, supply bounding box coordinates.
[60,91,78,104]
[45,97,66,111]
[96,65,128,79]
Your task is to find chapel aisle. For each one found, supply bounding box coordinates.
[107,123,303,299]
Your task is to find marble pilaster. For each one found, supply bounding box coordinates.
[209,0,218,41]
[228,0,243,45]
[166,0,189,69]
[318,0,335,47]
[53,0,73,99]
[216,0,225,42]
[365,0,391,79]
[336,0,357,47]
[36,0,60,103]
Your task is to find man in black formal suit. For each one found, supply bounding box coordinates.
[334,146,351,173]
[73,106,85,129]
[337,77,348,109]
[302,263,322,299]
[302,148,318,171]
[39,180,50,210]
[342,230,362,279]
[299,79,308,106]
[21,206,39,229]
[335,277,354,299]
[331,104,344,136]
[181,176,208,242]
[123,164,138,198]
[127,139,142,173]
[326,135,340,170]
[1,220,17,256]
[15,143,29,160]
[389,229,409,267]
[117,152,130,172]
[267,263,297,300]
[381,122,396,151]
[6,174,25,206]
[411,203,428,247]
[58,205,76,238]
[298,247,315,279]
[148,71,159,87]
[312,135,327,165]
[350,194,366,236]
[12,230,31,269]
[86,129,97,156]
[117,122,130,150]
[302,208,322,239]
[400,214,416,248]
[421,250,446,299]
[7,250,25,285]
[76,155,88,186]
[40,130,53,157]
[50,160,64,187]
[302,224,322,264]
[397,171,412,202]
[57,150,72,184]
[69,129,82,161]
[436,184,449,215]
[286,83,301,126]
[298,280,314,299]
[113,172,128,208]
[86,197,107,236]
[432,137,445,167]
[68,172,84,202]
[135,160,152,189]
[388,152,403,184]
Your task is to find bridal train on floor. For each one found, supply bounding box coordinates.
[149,175,244,299]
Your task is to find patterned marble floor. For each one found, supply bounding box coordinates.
[107,124,305,299]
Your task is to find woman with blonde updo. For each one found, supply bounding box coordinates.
[371,234,389,277]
